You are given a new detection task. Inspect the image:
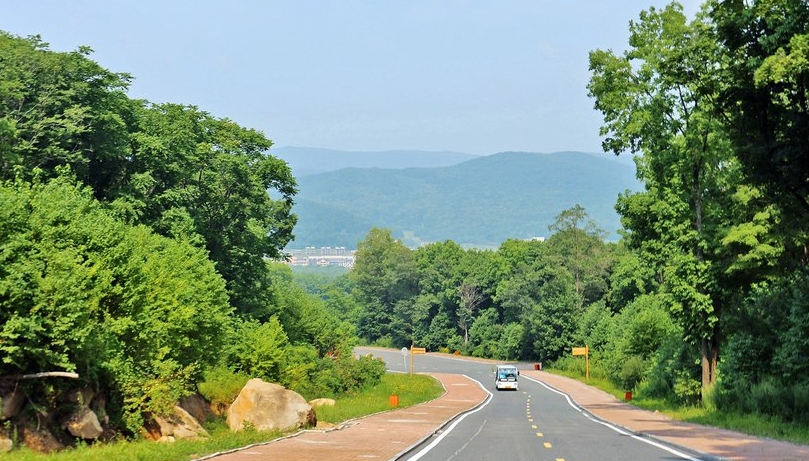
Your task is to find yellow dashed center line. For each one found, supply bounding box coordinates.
[544,442,553,448]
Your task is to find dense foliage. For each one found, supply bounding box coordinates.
[0,31,385,442]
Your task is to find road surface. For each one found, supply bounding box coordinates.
[359,347,700,461]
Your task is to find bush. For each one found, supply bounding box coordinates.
[0,178,233,435]
[337,353,387,394]
[673,370,701,405]
[750,379,792,419]
[792,383,809,424]
[198,365,251,410]
[553,355,587,376]
[618,356,647,391]
[225,317,289,382]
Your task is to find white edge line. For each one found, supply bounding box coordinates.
[404,374,493,461]
[522,375,703,461]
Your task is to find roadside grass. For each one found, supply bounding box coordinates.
[315,372,444,423]
[1,373,444,461]
[0,424,284,461]
[547,368,809,446]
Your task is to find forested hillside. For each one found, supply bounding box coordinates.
[290,151,641,248]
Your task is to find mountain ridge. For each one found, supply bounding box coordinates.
[282,149,641,248]
[272,146,480,176]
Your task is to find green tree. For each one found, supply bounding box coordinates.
[0,33,298,316]
[547,205,612,308]
[497,323,525,361]
[493,239,555,325]
[713,0,809,239]
[606,242,658,310]
[522,271,579,362]
[0,33,133,193]
[468,308,502,358]
[351,228,418,344]
[413,241,467,345]
[122,103,297,315]
[588,2,736,391]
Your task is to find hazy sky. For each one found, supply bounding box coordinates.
[2,1,702,156]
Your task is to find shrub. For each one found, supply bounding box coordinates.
[198,366,251,410]
[750,379,792,419]
[618,356,646,391]
[792,383,809,424]
[673,370,701,405]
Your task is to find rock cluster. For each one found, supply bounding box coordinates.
[1,378,320,453]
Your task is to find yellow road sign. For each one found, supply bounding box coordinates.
[411,347,426,354]
[572,347,588,356]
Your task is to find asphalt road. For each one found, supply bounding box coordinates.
[358,348,699,461]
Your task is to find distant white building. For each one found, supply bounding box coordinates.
[286,247,355,268]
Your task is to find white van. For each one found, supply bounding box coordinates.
[494,364,519,391]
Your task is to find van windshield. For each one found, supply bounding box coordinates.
[498,368,517,380]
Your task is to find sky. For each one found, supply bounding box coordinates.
[1,1,702,156]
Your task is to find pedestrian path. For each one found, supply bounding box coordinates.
[205,366,809,461]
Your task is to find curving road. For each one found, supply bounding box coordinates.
[358,348,700,461]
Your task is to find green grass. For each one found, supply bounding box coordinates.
[0,424,284,461]
[1,373,444,461]
[316,373,444,423]
[546,369,809,446]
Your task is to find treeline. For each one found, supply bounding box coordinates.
[0,31,384,438]
[311,0,809,424]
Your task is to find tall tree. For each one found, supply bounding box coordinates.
[0,32,133,193]
[713,0,809,268]
[547,205,612,308]
[121,103,297,315]
[588,2,736,390]
[351,228,418,344]
[457,282,484,344]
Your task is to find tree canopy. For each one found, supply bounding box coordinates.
[0,31,298,315]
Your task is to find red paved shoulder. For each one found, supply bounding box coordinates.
[202,373,488,461]
[524,370,809,461]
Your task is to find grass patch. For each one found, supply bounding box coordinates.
[316,373,444,423]
[1,373,444,461]
[546,368,809,446]
[0,423,283,461]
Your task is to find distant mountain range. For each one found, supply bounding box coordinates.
[272,146,479,176]
[271,147,642,249]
